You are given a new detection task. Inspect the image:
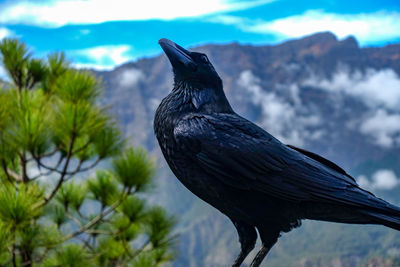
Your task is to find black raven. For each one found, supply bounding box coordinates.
[154,38,400,266]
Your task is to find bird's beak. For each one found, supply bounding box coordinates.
[159,38,197,71]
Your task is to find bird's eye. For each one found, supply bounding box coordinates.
[200,55,209,63]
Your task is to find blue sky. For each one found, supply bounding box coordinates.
[0,0,399,71]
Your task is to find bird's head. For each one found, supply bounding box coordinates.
[159,38,222,89]
[158,38,232,113]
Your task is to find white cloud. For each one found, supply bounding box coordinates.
[360,109,400,148]
[213,10,400,45]
[238,70,322,146]
[72,63,115,71]
[0,27,12,40]
[0,65,8,81]
[303,66,400,148]
[210,14,248,26]
[304,67,400,111]
[71,45,132,70]
[0,0,272,27]
[357,175,370,189]
[118,68,144,88]
[85,45,131,65]
[357,169,400,190]
[0,28,11,80]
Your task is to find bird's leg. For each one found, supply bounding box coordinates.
[249,244,272,267]
[231,220,257,267]
[249,228,280,267]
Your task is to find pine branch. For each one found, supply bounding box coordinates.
[28,248,50,266]
[75,236,95,252]
[32,152,64,174]
[85,229,114,235]
[131,234,178,261]
[1,160,12,182]
[32,155,100,178]
[72,139,93,154]
[122,239,133,258]
[29,168,56,181]
[35,147,60,158]
[20,153,29,183]
[65,210,83,228]
[66,157,101,176]
[130,240,150,260]
[11,243,16,267]
[1,160,22,182]
[39,133,76,207]
[62,189,129,242]
[7,168,22,182]
[29,151,64,181]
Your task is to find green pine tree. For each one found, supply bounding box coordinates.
[0,38,177,267]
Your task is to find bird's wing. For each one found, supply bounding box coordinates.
[285,144,357,183]
[174,113,387,209]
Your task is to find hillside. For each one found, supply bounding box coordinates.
[95,32,400,266]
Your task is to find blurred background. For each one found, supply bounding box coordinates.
[1,0,400,266]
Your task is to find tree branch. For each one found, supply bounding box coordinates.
[62,190,129,242]
[1,160,12,183]
[131,234,178,261]
[39,133,76,207]
[72,139,93,154]
[29,248,50,266]
[11,243,17,267]
[32,152,64,174]
[65,210,83,228]
[75,236,95,252]
[35,147,60,158]
[29,168,56,181]
[20,153,29,183]
[8,168,23,182]
[1,160,22,182]
[130,240,150,260]
[66,157,101,177]
[33,154,100,179]
[85,229,114,235]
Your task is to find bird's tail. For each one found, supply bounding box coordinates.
[360,202,400,231]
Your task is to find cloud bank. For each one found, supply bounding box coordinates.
[0,0,272,27]
[360,109,400,148]
[304,67,400,111]
[238,70,322,146]
[213,10,400,45]
[304,66,400,148]
[0,27,12,40]
[0,28,11,80]
[357,169,400,190]
[72,45,132,70]
[118,68,144,88]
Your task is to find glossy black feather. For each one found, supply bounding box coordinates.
[155,39,400,266]
[174,113,396,209]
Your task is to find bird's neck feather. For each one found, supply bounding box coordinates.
[170,80,233,114]
[154,80,233,148]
